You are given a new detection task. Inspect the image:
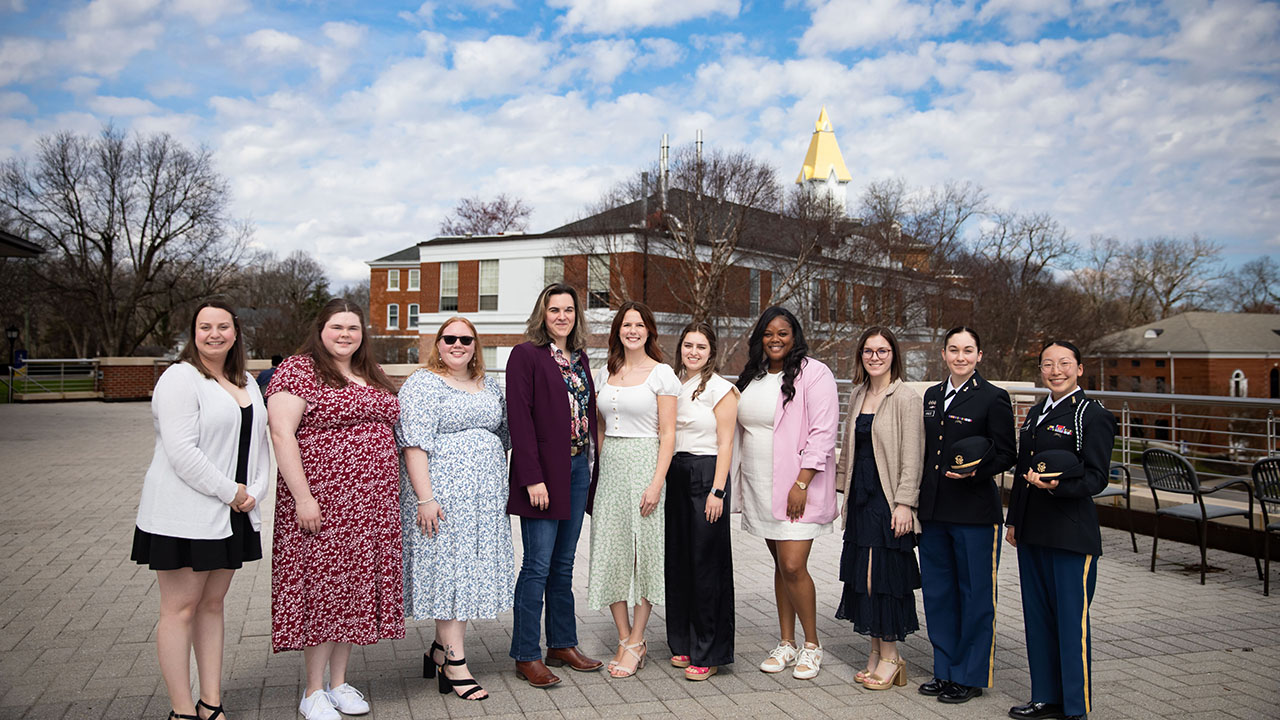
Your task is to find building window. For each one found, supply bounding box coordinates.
[440,262,459,312]
[588,255,610,309]
[387,303,399,330]
[482,346,497,369]
[408,269,420,291]
[479,259,499,311]
[810,279,821,322]
[407,346,419,364]
[1108,375,1118,391]
[1231,369,1247,397]
[1131,359,1141,367]
[1155,377,1166,393]
[749,268,760,317]
[1271,368,1279,399]
[387,269,400,291]
[407,303,419,329]
[544,256,563,286]
[1108,359,1117,367]
[1130,376,1141,392]
[1155,359,1166,368]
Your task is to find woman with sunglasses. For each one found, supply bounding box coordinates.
[835,326,924,692]
[398,317,513,701]
[1005,341,1116,720]
[916,326,1016,704]
[735,306,839,680]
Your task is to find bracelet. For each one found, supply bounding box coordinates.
[416,497,436,506]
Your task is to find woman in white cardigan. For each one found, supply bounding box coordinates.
[132,300,271,720]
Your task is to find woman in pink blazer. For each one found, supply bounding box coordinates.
[733,306,839,680]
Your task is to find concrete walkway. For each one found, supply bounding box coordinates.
[0,402,1276,720]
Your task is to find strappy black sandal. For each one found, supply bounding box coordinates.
[436,656,488,701]
[422,640,446,679]
[195,699,224,719]
[168,712,198,719]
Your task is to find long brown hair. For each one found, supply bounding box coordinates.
[424,316,486,380]
[179,300,247,387]
[297,298,397,393]
[524,283,590,352]
[607,301,663,374]
[675,321,718,401]
[851,325,905,385]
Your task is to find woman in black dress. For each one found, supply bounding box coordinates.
[132,301,270,720]
[834,326,925,691]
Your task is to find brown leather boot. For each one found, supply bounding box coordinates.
[514,659,561,688]
[545,646,604,672]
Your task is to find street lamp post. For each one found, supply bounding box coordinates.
[4,326,16,369]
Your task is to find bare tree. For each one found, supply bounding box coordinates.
[231,249,330,358]
[0,125,249,356]
[1123,235,1223,320]
[1223,255,1279,313]
[965,211,1077,380]
[440,194,532,236]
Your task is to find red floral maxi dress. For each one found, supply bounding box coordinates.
[266,354,405,652]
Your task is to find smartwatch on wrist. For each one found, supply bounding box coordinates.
[711,487,725,499]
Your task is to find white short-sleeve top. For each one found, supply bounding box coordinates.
[675,373,738,455]
[595,363,680,437]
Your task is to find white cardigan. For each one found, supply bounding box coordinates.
[135,362,271,539]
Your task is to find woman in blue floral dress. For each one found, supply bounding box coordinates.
[397,317,513,702]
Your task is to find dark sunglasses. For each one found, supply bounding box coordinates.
[441,335,475,346]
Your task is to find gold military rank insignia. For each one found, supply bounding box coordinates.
[955,454,963,464]
[1037,462,1046,472]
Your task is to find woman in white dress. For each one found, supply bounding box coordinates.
[734,306,840,680]
[665,321,738,681]
[588,301,679,678]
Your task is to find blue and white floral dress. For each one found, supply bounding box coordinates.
[397,370,514,620]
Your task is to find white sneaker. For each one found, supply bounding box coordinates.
[299,689,340,720]
[793,644,823,680]
[326,683,370,715]
[759,641,799,673]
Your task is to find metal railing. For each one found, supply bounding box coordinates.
[4,358,98,402]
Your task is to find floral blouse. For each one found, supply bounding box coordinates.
[550,345,591,452]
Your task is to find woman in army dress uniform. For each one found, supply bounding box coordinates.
[1005,341,1117,720]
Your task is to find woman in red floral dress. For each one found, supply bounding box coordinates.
[266,298,404,720]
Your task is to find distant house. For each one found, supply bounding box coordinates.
[1089,311,1280,398]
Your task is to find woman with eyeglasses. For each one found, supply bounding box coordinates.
[735,306,839,680]
[1005,341,1116,720]
[916,327,1016,704]
[834,326,924,692]
[398,317,513,701]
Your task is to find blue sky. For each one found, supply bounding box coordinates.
[1,0,1277,284]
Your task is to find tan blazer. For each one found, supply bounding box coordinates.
[835,378,926,533]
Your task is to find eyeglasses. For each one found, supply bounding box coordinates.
[862,348,892,359]
[1039,360,1077,372]
[441,335,475,346]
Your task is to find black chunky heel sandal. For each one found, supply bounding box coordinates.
[422,640,445,679]
[436,656,487,700]
[195,699,224,719]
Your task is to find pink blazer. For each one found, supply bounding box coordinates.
[734,357,840,525]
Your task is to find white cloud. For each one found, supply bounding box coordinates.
[0,37,46,85]
[549,0,741,34]
[62,75,101,94]
[170,0,247,25]
[88,95,161,115]
[322,21,367,49]
[244,29,306,56]
[799,0,972,53]
[0,90,34,114]
[147,79,196,98]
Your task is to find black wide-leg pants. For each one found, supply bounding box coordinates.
[664,452,735,667]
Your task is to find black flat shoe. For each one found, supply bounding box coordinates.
[437,656,488,701]
[939,684,982,704]
[918,678,950,696]
[1009,701,1066,719]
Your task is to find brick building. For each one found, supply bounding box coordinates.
[367,110,964,374]
[1089,312,1280,398]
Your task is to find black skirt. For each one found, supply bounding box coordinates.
[132,404,263,571]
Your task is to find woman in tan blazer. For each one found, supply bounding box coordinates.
[834,326,925,691]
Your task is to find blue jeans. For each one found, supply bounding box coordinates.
[510,452,589,662]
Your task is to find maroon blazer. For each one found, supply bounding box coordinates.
[505,341,600,519]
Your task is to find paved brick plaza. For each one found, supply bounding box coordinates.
[1,402,1277,720]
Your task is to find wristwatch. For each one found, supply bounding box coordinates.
[711,487,725,499]
[795,480,809,491]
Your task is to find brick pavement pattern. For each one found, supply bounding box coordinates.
[0,402,1277,720]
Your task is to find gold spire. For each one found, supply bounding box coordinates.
[796,106,852,184]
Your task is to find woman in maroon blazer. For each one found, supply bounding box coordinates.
[506,283,604,688]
